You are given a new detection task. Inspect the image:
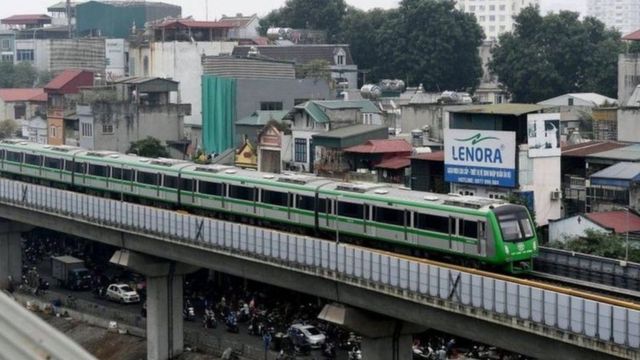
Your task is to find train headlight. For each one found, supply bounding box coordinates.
[504,245,509,254]
[532,241,537,250]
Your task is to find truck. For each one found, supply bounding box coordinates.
[51,256,91,290]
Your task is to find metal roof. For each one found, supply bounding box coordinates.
[313,125,388,140]
[587,144,640,161]
[449,103,544,116]
[538,93,617,107]
[232,45,354,66]
[295,101,330,123]
[316,100,381,113]
[590,162,640,181]
[562,141,629,158]
[586,211,640,233]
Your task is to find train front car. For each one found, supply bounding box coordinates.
[490,204,538,274]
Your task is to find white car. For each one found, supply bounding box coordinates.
[106,283,140,304]
[289,324,326,348]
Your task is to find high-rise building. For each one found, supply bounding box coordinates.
[457,0,540,40]
[587,0,640,35]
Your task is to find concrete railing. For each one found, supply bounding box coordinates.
[0,179,638,355]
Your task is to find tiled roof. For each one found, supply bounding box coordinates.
[0,88,47,102]
[44,69,93,92]
[1,14,51,25]
[315,100,380,114]
[345,139,412,154]
[623,29,640,41]
[232,45,354,65]
[374,156,411,170]
[411,151,445,162]
[312,124,387,140]
[202,56,295,80]
[585,211,640,233]
[562,141,628,157]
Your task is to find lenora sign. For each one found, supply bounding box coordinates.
[445,129,516,187]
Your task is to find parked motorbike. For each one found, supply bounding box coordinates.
[348,345,362,360]
[183,305,196,322]
[226,313,239,333]
[322,341,337,358]
[203,308,217,329]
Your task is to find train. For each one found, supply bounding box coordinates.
[0,140,538,274]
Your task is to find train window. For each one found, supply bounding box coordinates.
[0,149,4,159]
[74,162,86,173]
[88,164,107,177]
[44,157,62,170]
[199,181,222,196]
[229,185,254,201]
[374,206,404,226]
[462,220,478,239]
[137,171,158,185]
[6,151,22,163]
[64,161,73,172]
[122,169,133,181]
[180,178,194,192]
[338,201,363,219]
[163,175,178,189]
[296,195,315,211]
[414,213,449,233]
[318,198,329,214]
[24,154,42,166]
[111,167,122,179]
[262,190,287,206]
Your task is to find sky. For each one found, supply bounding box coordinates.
[0,0,587,21]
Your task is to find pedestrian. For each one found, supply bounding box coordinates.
[263,331,272,360]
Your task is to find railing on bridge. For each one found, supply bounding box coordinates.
[0,179,638,353]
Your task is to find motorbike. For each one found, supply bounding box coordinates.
[322,341,337,358]
[413,345,435,359]
[226,313,239,333]
[348,345,362,360]
[183,305,196,322]
[37,278,49,295]
[203,308,217,329]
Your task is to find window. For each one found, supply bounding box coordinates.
[102,124,114,134]
[44,157,61,169]
[88,164,107,177]
[262,190,288,206]
[374,206,405,226]
[294,138,307,163]
[14,104,26,119]
[163,175,178,189]
[50,126,57,139]
[337,54,345,65]
[1,54,13,62]
[137,171,158,185]
[122,169,133,181]
[489,15,495,22]
[81,123,93,137]
[296,195,315,211]
[74,162,86,173]
[0,39,9,51]
[6,151,21,162]
[199,181,222,196]
[489,5,495,11]
[462,220,478,239]
[111,167,122,179]
[499,4,506,11]
[16,49,34,62]
[337,201,364,219]
[414,213,449,233]
[228,185,254,201]
[180,178,194,192]
[568,98,574,106]
[64,160,74,172]
[260,102,283,111]
[24,154,41,166]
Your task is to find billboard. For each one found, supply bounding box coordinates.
[527,113,561,158]
[444,128,516,187]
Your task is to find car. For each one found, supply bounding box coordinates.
[288,324,326,348]
[106,283,140,304]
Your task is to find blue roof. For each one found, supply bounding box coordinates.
[590,162,640,188]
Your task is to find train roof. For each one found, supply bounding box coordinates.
[0,139,84,156]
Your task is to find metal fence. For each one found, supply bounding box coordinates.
[0,179,638,351]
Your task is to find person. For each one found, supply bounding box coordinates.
[436,346,447,360]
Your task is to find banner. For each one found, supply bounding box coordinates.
[527,113,561,158]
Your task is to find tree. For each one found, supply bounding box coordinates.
[489,7,622,103]
[550,229,640,262]
[128,137,169,158]
[0,62,38,89]
[339,0,484,91]
[259,0,348,41]
[296,59,332,82]
[0,119,18,139]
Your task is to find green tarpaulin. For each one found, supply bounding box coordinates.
[202,75,236,154]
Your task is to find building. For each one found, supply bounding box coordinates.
[232,45,358,90]
[618,85,640,142]
[549,210,640,243]
[218,14,260,40]
[456,0,540,41]
[129,20,237,131]
[236,110,289,146]
[588,0,640,35]
[588,161,640,211]
[76,77,190,156]
[44,69,94,145]
[201,55,331,155]
[476,40,509,104]
[537,92,617,139]
[256,121,291,173]
[0,88,47,122]
[343,139,412,184]
[0,30,15,62]
[1,14,52,30]
[75,1,181,38]
[444,103,561,226]
[410,151,447,193]
[47,1,80,27]
[14,38,106,76]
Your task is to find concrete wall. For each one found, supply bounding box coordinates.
[549,215,608,243]
[519,145,562,226]
[15,39,50,72]
[129,41,237,127]
[105,39,128,80]
[618,53,640,105]
[400,104,445,141]
[617,107,640,142]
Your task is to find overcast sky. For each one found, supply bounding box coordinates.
[0,0,587,22]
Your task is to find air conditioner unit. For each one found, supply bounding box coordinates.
[550,191,562,200]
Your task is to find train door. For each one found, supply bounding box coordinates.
[450,217,463,252]
[477,221,487,256]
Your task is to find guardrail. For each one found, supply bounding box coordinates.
[537,247,640,292]
[0,179,638,354]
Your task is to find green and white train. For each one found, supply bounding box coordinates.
[0,140,538,274]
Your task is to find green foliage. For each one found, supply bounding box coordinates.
[259,0,347,41]
[36,71,55,87]
[296,59,332,82]
[128,137,169,158]
[0,119,18,139]
[0,62,38,89]
[339,0,484,91]
[489,7,623,103]
[553,229,640,262]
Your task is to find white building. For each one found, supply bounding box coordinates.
[457,0,540,40]
[588,0,640,35]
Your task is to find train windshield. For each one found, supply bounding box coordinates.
[497,209,534,242]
